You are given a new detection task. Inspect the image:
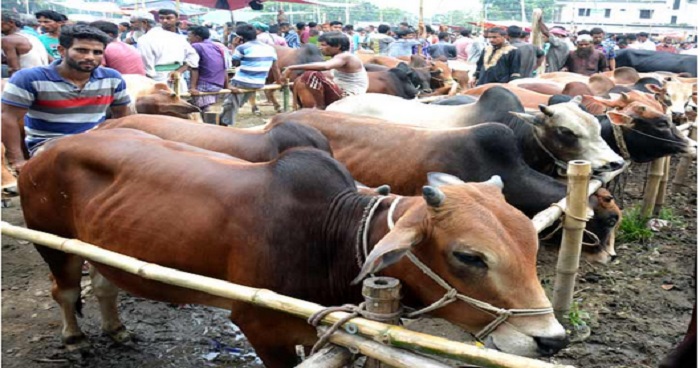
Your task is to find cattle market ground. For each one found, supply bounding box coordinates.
[1,103,696,368]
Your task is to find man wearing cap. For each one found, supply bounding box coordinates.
[562,34,606,76]
[636,32,656,51]
[542,27,570,72]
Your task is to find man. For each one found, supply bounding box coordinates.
[118,22,130,41]
[90,21,145,75]
[343,24,357,53]
[471,27,521,86]
[280,22,300,48]
[369,24,394,55]
[2,13,49,76]
[135,10,199,93]
[284,31,368,104]
[220,24,280,126]
[329,21,343,32]
[507,25,543,78]
[177,20,190,35]
[428,32,457,60]
[562,34,606,76]
[158,9,180,34]
[636,32,656,51]
[1,24,131,173]
[297,22,309,44]
[308,22,320,45]
[187,25,229,113]
[590,27,616,70]
[387,29,421,58]
[19,15,40,38]
[625,33,640,49]
[125,16,145,46]
[35,10,66,61]
[656,37,678,54]
[253,21,275,45]
[543,27,570,73]
[276,9,288,25]
[454,29,474,62]
[267,24,289,46]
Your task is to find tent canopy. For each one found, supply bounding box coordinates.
[179,0,315,11]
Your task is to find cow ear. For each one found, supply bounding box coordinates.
[352,226,423,285]
[510,112,543,126]
[482,175,504,190]
[427,172,464,187]
[570,95,583,104]
[539,104,555,117]
[646,84,664,94]
[396,62,410,72]
[153,83,171,92]
[606,111,634,126]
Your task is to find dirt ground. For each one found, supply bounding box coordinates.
[1,103,696,367]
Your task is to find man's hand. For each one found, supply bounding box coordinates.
[467,79,476,88]
[282,67,293,80]
[189,88,201,96]
[8,159,26,176]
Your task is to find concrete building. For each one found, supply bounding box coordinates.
[553,0,697,36]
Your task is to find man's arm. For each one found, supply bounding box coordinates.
[285,56,346,72]
[598,54,607,73]
[507,49,522,81]
[110,105,130,119]
[1,103,29,172]
[270,60,282,85]
[2,41,20,76]
[189,68,200,94]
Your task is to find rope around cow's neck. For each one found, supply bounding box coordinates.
[358,195,554,342]
[611,124,631,160]
[531,127,570,177]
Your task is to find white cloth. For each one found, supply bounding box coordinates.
[137,27,199,80]
[332,67,369,96]
[637,40,657,51]
[17,33,49,69]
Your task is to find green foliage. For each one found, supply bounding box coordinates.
[484,0,557,22]
[567,299,590,328]
[657,207,684,228]
[618,206,654,244]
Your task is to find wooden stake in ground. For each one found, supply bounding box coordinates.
[552,160,591,321]
[672,125,697,194]
[653,156,672,216]
[362,277,402,368]
[641,157,667,219]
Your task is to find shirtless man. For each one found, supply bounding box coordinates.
[283,31,368,106]
[1,13,48,77]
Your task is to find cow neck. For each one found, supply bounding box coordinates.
[521,124,567,177]
[353,195,401,270]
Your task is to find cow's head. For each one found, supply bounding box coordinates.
[429,60,453,89]
[402,63,433,94]
[512,98,625,174]
[135,83,201,119]
[607,102,696,162]
[647,80,696,123]
[582,188,621,264]
[391,63,419,99]
[356,174,567,357]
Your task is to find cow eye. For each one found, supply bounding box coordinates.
[557,127,577,138]
[656,120,669,128]
[452,251,487,269]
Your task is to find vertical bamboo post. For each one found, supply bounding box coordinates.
[362,277,402,368]
[552,160,591,320]
[672,125,696,194]
[641,157,667,219]
[283,78,291,112]
[653,156,672,216]
[173,72,181,99]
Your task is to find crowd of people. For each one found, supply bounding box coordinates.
[1,7,698,173]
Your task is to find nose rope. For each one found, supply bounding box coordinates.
[383,197,554,342]
[610,124,631,160]
[621,125,696,146]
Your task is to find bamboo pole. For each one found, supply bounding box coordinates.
[672,125,696,194]
[0,222,574,368]
[362,277,401,368]
[641,158,667,219]
[552,161,591,320]
[295,345,354,368]
[180,83,290,98]
[323,328,453,368]
[653,156,672,216]
[530,9,546,76]
[531,163,628,233]
[283,78,291,112]
[416,0,424,55]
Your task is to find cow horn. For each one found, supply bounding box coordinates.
[170,92,177,98]
[422,186,445,207]
[539,104,555,117]
[376,185,391,195]
[483,175,504,190]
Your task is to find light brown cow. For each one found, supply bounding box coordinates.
[122,74,201,120]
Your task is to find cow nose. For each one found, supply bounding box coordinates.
[422,88,432,93]
[534,335,569,356]
[610,254,618,262]
[608,160,624,170]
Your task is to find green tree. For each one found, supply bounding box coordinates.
[484,0,556,22]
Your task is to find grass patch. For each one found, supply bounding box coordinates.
[567,299,590,328]
[618,206,654,243]
[657,207,684,228]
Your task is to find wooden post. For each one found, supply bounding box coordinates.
[173,72,181,99]
[672,125,696,194]
[283,78,291,112]
[653,156,672,216]
[295,345,354,368]
[641,157,666,219]
[530,9,546,76]
[552,160,591,321]
[362,277,401,368]
[417,0,424,55]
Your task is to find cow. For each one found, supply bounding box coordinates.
[1,144,17,191]
[98,114,331,162]
[431,95,477,106]
[327,88,625,176]
[268,109,621,264]
[365,63,426,96]
[359,54,433,94]
[20,128,568,367]
[122,74,201,120]
[367,65,418,99]
[462,83,552,110]
[647,79,696,122]
[615,49,698,77]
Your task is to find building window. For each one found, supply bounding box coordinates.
[639,9,653,19]
[578,8,591,16]
[673,0,681,9]
[604,9,611,18]
[671,15,677,24]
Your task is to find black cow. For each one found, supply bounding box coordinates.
[615,49,697,77]
[367,64,419,99]
[365,62,431,95]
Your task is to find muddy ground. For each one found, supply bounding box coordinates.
[1,102,696,367]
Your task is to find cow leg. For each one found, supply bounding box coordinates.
[231,303,317,368]
[249,94,261,116]
[265,90,282,113]
[36,246,89,350]
[90,268,131,343]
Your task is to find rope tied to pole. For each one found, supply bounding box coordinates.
[539,203,602,247]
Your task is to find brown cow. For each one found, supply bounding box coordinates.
[122,74,201,119]
[1,144,17,190]
[462,83,551,110]
[98,114,331,162]
[21,128,567,367]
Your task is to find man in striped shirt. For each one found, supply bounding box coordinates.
[220,24,280,126]
[1,24,131,173]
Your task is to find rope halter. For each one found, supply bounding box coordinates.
[359,195,554,342]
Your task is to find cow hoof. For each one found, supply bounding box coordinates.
[104,326,132,344]
[64,334,90,352]
[1,199,11,208]
[275,107,283,113]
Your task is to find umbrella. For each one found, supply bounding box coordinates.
[179,0,314,11]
